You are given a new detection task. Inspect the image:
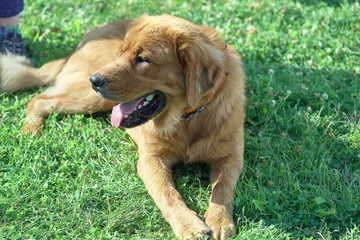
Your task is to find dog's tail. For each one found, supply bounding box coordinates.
[0,53,67,93]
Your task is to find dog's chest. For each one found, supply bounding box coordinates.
[172,128,218,163]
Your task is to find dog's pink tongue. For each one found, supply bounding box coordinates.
[111,104,124,128]
[111,98,144,128]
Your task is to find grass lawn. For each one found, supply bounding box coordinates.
[1,0,360,239]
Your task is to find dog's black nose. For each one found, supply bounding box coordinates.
[89,75,105,90]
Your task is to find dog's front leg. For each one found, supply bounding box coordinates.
[137,155,212,239]
[205,152,244,240]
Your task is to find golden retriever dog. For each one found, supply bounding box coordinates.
[0,15,245,240]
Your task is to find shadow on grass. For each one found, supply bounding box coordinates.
[236,54,360,238]
[294,0,356,7]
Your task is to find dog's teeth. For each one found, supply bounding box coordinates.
[143,101,149,106]
[138,105,142,109]
[146,94,154,101]
[124,115,128,118]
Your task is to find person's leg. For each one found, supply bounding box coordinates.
[0,14,21,38]
[0,0,28,57]
[0,14,20,27]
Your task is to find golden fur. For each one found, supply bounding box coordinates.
[0,15,245,240]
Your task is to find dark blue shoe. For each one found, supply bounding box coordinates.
[0,31,29,57]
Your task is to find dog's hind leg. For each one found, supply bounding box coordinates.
[22,89,116,136]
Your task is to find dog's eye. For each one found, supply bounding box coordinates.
[134,56,150,65]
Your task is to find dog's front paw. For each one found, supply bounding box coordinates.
[204,204,235,240]
[173,211,212,240]
[177,223,212,240]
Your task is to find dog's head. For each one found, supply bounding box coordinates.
[90,15,226,131]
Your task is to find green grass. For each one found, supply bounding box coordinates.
[1,0,359,239]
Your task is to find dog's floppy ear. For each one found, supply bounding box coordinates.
[178,39,225,108]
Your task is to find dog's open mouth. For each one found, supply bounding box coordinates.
[111,91,166,128]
